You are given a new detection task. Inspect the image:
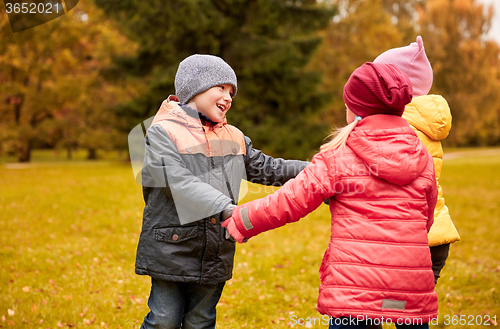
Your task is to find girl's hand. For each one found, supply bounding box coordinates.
[221,217,247,243]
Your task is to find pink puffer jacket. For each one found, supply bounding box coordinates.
[230,115,439,322]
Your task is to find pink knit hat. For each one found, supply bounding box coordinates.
[373,36,433,96]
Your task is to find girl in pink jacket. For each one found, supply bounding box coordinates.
[223,63,439,329]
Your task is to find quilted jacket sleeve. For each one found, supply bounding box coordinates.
[233,152,332,239]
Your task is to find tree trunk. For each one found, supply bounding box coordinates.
[67,147,72,160]
[18,140,32,162]
[87,148,97,160]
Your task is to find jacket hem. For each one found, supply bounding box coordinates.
[135,268,232,284]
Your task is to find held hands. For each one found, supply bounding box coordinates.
[220,205,248,243]
[221,217,247,243]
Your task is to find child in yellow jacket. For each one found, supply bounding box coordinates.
[374,36,460,284]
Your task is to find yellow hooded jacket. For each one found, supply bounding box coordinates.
[403,95,461,247]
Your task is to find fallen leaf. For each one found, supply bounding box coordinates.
[79,307,88,317]
[57,323,64,328]
[7,309,14,316]
[31,303,37,312]
[2,315,5,322]
[22,286,30,292]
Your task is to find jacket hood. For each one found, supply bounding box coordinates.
[346,115,430,186]
[402,95,452,141]
[151,95,227,129]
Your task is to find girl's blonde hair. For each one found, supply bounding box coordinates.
[320,117,360,152]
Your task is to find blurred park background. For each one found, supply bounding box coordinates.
[1,0,500,162]
[1,0,500,328]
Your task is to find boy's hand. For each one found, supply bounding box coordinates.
[221,217,247,243]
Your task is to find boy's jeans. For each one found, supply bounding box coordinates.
[140,278,225,329]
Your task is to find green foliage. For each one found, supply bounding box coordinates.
[1,150,499,328]
[93,0,336,160]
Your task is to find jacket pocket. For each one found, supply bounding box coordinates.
[154,226,198,243]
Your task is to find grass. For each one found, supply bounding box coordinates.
[0,150,499,328]
[0,149,127,164]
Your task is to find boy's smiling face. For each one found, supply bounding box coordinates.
[189,84,234,123]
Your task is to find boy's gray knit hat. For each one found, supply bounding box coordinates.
[174,54,237,104]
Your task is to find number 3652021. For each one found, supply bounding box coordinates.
[443,315,497,326]
[5,2,62,14]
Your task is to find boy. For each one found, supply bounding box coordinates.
[136,54,308,329]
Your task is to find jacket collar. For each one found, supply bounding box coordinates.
[151,95,227,130]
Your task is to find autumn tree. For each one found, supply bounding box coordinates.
[379,0,423,41]
[311,0,500,147]
[418,0,500,146]
[94,0,336,159]
[0,2,138,161]
[310,0,403,126]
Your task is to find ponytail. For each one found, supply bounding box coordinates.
[320,116,361,152]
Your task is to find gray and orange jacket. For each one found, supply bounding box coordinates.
[135,96,308,284]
